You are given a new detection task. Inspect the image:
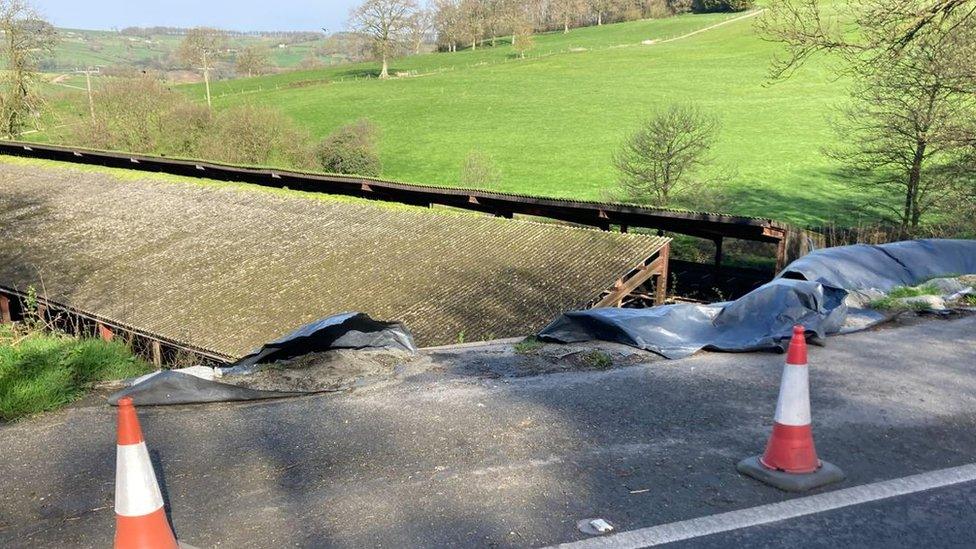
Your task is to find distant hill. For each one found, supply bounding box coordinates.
[44,27,350,76]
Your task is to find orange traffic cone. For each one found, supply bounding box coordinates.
[114,397,180,549]
[737,325,844,491]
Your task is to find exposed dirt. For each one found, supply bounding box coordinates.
[211,340,664,394]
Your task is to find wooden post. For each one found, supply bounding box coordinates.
[151,340,162,367]
[620,224,629,234]
[775,237,788,273]
[714,237,724,268]
[0,294,10,323]
[655,243,670,305]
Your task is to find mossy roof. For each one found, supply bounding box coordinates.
[0,160,670,354]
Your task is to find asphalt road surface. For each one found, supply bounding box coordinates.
[1,315,975,548]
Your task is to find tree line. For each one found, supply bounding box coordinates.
[349,0,753,78]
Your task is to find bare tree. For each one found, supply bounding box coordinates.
[551,0,587,33]
[349,0,418,79]
[512,23,535,58]
[827,26,976,233]
[434,0,463,51]
[458,0,486,50]
[759,0,976,233]
[178,27,226,109]
[590,0,624,25]
[235,45,270,78]
[408,5,436,54]
[0,0,56,137]
[756,0,976,80]
[613,104,720,207]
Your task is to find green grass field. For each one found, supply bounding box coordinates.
[39,8,872,226]
[180,11,860,226]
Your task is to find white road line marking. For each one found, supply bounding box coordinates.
[548,463,976,548]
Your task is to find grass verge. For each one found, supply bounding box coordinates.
[0,324,150,421]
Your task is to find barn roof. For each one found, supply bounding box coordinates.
[0,158,670,355]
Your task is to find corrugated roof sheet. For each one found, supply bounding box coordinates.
[0,161,670,355]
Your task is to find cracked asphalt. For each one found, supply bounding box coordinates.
[1,315,974,548]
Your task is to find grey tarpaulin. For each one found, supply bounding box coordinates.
[229,312,416,370]
[108,312,416,405]
[539,239,976,359]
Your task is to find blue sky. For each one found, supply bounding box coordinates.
[33,0,361,32]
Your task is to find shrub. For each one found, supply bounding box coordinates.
[315,119,382,176]
[199,103,314,168]
[70,76,185,154]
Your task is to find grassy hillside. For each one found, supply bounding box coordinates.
[39,10,865,226]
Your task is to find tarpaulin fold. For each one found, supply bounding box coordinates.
[539,239,976,359]
[109,312,416,405]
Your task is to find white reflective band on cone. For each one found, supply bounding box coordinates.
[772,363,811,426]
[116,442,165,516]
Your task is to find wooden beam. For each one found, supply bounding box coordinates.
[151,340,162,366]
[655,243,670,305]
[775,237,788,273]
[593,252,667,309]
[0,294,10,323]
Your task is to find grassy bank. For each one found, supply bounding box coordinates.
[0,323,150,421]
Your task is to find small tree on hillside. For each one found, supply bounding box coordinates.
[512,24,535,58]
[0,0,57,137]
[349,0,418,79]
[178,27,226,109]
[613,104,719,207]
[235,45,270,77]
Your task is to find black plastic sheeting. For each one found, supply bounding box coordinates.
[108,371,304,406]
[539,239,976,359]
[230,312,416,369]
[109,312,416,406]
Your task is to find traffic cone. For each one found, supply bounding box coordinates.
[737,325,844,491]
[114,397,179,549]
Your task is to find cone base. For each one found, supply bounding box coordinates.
[737,456,845,492]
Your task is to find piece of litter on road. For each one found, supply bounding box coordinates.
[629,488,651,494]
[577,518,614,536]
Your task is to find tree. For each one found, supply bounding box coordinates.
[433,0,463,51]
[512,23,535,58]
[458,0,486,49]
[827,27,976,233]
[235,45,270,77]
[758,0,976,233]
[349,0,418,79]
[756,0,976,80]
[408,5,436,54]
[178,27,226,109]
[0,0,57,137]
[551,0,587,33]
[613,104,720,207]
[590,0,623,25]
